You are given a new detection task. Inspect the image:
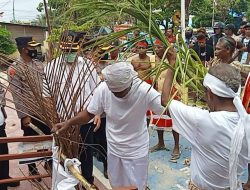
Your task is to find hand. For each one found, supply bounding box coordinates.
[93,115,101,132]
[166,47,177,66]
[21,116,31,127]
[52,121,70,135]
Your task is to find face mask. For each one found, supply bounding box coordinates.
[65,52,77,63]
[27,49,38,59]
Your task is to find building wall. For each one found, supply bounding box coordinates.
[0,23,46,44]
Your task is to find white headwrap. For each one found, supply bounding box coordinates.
[102,62,138,92]
[203,73,250,190]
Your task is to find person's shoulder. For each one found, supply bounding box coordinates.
[169,100,208,118]
[131,55,139,61]
[134,78,158,94]
[77,56,85,63]
[97,81,108,91]
[206,44,214,50]
[145,55,151,60]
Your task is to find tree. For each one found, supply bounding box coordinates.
[0,27,16,55]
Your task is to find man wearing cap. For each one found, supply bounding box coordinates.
[44,30,101,188]
[0,82,20,189]
[224,24,241,43]
[52,52,179,189]
[161,53,250,189]
[8,37,50,180]
[131,40,152,83]
[208,22,225,49]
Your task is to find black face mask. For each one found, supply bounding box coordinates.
[27,49,37,59]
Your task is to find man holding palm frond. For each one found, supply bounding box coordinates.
[52,55,178,189]
[44,30,101,189]
[161,52,250,189]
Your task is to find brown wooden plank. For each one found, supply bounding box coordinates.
[0,135,52,143]
[0,174,51,184]
[0,151,52,161]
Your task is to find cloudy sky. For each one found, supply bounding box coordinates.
[0,0,43,22]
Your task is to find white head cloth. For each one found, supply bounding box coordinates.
[203,73,250,190]
[102,62,138,92]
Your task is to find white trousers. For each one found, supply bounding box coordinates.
[107,153,148,190]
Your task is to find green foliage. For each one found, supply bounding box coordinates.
[190,0,249,27]
[47,21,95,43]
[0,27,16,55]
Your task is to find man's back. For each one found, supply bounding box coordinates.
[169,100,249,189]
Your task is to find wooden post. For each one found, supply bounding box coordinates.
[43,0,53,61]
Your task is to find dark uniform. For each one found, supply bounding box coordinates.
[8,37,51,177]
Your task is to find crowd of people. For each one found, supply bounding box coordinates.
[0,20,250,190]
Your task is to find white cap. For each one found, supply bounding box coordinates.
[102,62,137,92]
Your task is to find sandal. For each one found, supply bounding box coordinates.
[169,151,181,162]
[149,145,167,153]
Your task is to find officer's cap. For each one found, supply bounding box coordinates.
[15,37,41,48]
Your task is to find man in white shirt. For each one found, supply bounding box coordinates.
[51,57,175,189]
[161,59,250,189]
[44,31,100,188]
[240,23,250,64]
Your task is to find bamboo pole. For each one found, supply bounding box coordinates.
[0,135,52,143]
[0,151,52,161]
[0,174,50,184]
[30,124,96,190]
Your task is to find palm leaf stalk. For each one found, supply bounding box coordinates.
[69,0,207,102]
[0,46,100,189]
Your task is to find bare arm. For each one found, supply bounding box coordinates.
[52,109,95,134]
[161,48,177,107]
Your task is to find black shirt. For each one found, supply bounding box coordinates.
[208,34,224,48]
[193,44,214,62]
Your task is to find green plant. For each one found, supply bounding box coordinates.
[0,27,16,55]
[68,0,207,101]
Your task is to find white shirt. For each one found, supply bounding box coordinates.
[0,83,5,126]
[87,78,164,159]
[241,38,250,64]
[44,56,99,120]
[169,100,249,190]
[0,107,4,126]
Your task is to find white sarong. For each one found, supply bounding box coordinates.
[107,152,148,190]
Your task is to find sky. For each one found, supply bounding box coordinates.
[0,0,43,22]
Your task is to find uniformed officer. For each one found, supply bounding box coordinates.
[8,37,51,180]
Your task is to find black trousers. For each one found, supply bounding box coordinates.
[93,118,107,168]
[79,118,108,185]
[0,123,8,190]
[79,123,94,184]
[21,116,51,173]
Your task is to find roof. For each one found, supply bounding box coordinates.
[0,22,47,29]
